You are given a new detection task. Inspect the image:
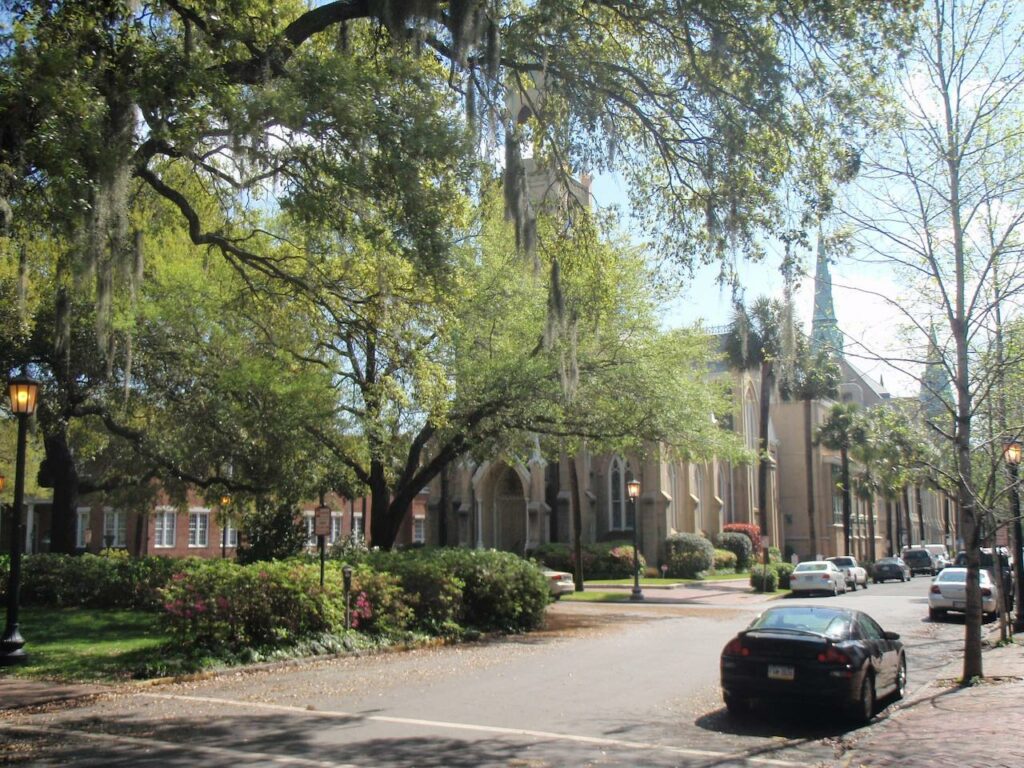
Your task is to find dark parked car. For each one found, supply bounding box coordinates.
[901,548,937,576]
[872,557,912,583]
[720,605,906,724]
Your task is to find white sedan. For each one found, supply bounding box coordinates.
[542,568,575,599]
[789,561,848,596]
[928,567,998,621]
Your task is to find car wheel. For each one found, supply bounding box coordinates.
[832,583,839,597]
[900,574,906,582]
[724,693,749,718]
[894,656,907,701]
[862,578,868,590]
[852,672,876,725]
[929,607,945,621]
[850,580,857,591]
[873,578,880,584]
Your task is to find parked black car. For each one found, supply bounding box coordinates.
[720,605,906,724]
[872,557,912,583]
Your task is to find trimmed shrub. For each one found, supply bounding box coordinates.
[722,523,761,555]
[750,565,779,592]
[714,532,753,570]
[434,548,549,632]
[529,542,573,572]
[713,548,737,572]
[665,533,714,579]
[365,550,463,636]
[768,546,782,564]
[589,541,645,579]
[773,562,795,590]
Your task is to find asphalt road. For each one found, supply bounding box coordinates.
[0,576,971,767]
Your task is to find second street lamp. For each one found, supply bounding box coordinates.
[1003,437,1024,632]
[628,479,643,601]
[1,374,39,666]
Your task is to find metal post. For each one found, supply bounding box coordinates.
[630,492,643,601]
[1011,461,1024,633]
[0,414,30,665]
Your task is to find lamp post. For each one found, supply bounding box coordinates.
[1,374,39,666]
[220,494,232,560]
[1003,437,1024,632]
[628,478,643,601]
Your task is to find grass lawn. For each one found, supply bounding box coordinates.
[586,571,752,587]
[559,591,632,602]
[3,607,169,682]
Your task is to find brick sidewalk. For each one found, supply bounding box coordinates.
[835,639,1024,768]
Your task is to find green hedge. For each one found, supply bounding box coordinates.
[665,533,714,578]
[714,532,753,570]
[750,564,779,592]
[713,548,737,572]
[528,540,644,579]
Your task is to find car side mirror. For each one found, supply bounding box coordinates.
[882,631,900,641]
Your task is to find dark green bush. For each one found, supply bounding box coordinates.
[365,549,464,636]
[772,562,795,589]
[589,541,645,579]
[715,531,753,570]
[664,533,714,578]
[434,548,549,632]
[713,548,737,572]
[750,565,779,592]
[529,542,573,572]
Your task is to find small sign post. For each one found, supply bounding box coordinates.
[315,506,331,587]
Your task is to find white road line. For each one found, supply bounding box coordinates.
[0,723,358,767]
[138,692,805,767]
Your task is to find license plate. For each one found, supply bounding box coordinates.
[768,664,795,681]
[953,600,965,609]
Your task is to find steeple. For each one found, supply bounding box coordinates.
[919,324,953,422]
[811,233,844,356]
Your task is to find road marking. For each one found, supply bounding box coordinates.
[138,692,805,766]
[0,723,358,767]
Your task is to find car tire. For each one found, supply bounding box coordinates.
[874,578,880,584]
[852,672,876,725]
[832,583,839,597]
[850,580,857,591]
[900,574,906,582]
[862,579,868,590]
[724,693,749,718]
[894,656,907,701]
[929,608,945,621]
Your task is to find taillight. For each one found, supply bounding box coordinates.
[820,574,831,580]
[817,645,851,665]
[723,638,750,657]
[930,585,941,594]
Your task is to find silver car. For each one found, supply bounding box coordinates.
[790,561,848,596]
[928,567,998,621]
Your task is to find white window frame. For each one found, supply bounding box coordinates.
[330,513,343,543]
[304,512,316,546]
[352,511,364,538]
[412,515,426,544]
[103,508,127,548]
[154,507,177,548]
[608,456,635,530]
[76,507,90,549]
[223,521,239,548]
[188,508,210,548]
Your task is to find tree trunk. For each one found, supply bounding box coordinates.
[904,486,914,547]
[840,447,852,555]
[438,467,449,546]
[757,361,773,566]
[895,496,903,553]
[803,398,817,558]
[885,499,894,556]
[866,493,876,562]
[42,429,79,555]
[915,483,926,542]
[568,451,585,591]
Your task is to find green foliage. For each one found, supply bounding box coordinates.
[588,541,646,579]
[529,543,573,572]
[772,562,796,589]
[750,565,779,592]
[365,549,464,636]
[722,523,762,554]
[713,548,738,572]
[236,500,308,563]
[665,533,715,578]
[715,531,753,570]
[433,548,549,632]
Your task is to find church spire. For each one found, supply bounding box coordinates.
[811,233,844,356]
[920,324,953,422]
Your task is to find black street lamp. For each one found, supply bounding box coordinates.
[1,374,39,666]
[1003,437,1024,633]
[628,478,643,601]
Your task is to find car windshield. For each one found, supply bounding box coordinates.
[876,558,899,565]
[904,551,930,560]
[829,558,854,567]
[749,607,849,638]
[938,569,990,584]
[794,562,827,572]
